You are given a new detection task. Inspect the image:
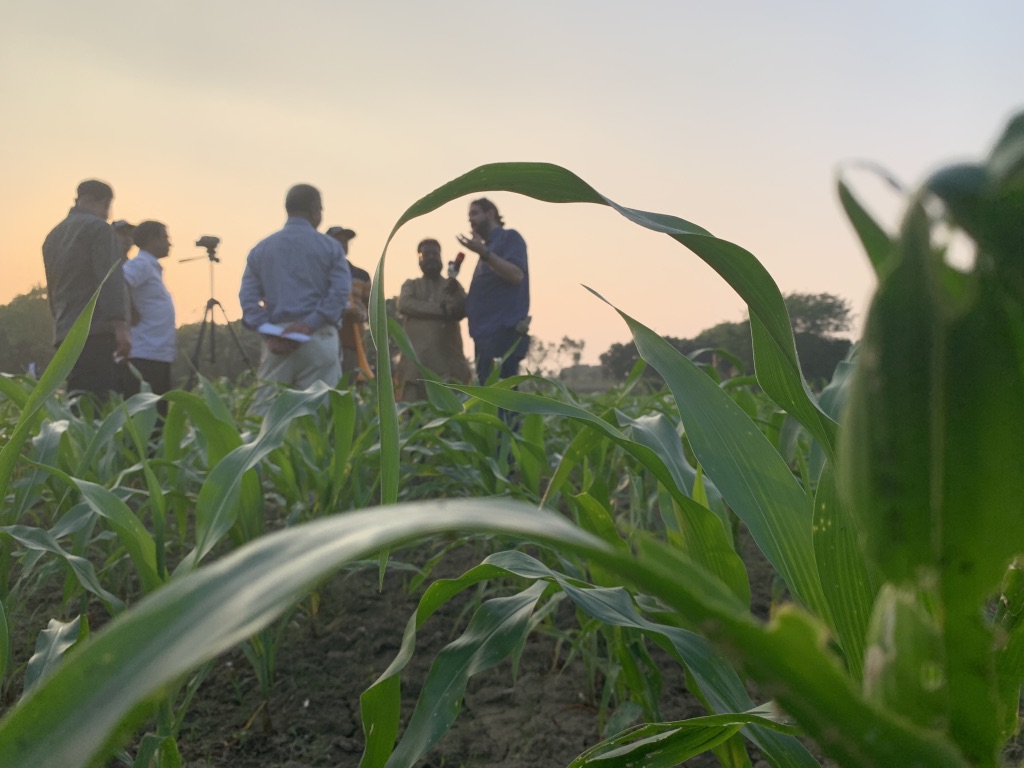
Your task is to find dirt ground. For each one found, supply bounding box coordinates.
[170,527,782,768]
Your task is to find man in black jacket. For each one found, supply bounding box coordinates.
[42,179,131,400]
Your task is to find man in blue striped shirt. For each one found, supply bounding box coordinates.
[239,184,351,389]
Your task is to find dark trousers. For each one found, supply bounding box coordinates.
[124,358,172,420]
[66,332,128,402]
[474,328,529,385]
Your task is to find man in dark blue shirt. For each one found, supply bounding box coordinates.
[458,198,530,384]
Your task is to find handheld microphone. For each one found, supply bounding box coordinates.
[447,251,466,279]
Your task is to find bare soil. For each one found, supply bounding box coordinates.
[170,527,781,768]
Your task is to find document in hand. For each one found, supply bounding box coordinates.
[258,323,312,343]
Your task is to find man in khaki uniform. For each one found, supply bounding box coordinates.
[395,239,471,401]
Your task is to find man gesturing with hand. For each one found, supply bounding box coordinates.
[457,197,530,385]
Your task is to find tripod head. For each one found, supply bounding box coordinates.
[194,235,221,263]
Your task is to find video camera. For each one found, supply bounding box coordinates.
[194,235,221,262]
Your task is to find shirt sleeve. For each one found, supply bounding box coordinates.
[498,231,528,273]
[303,245,351,330]
[239,249,269,330]
[122,257,143,288]
[91,224,129,323]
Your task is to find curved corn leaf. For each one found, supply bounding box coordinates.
[567,711,793,768]
[370,162,836,465]
[596,296,832,629]
[0,525,122,611]
[835,161,903,277]
[177,383,330,573]
[24,616,87,693]
[0,281,99,501]
[385,582,547,767]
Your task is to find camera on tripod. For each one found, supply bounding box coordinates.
[195,235,221,263]
[181,234,254,386]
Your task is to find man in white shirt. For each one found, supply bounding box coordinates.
[123,220,176,417]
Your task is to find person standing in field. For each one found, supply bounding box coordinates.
[457,197,530,384]
[326,225,373,381]
[42,179,132,401]
[122,220,176,417]
[239,184,351,389]
[394,238,471,401]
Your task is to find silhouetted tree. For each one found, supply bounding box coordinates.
[0,286,55,375]
[600,292,853,388]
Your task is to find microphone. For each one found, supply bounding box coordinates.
[447,251,466,279]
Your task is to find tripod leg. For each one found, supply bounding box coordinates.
[186,305,213,391]
[211,301,257,378]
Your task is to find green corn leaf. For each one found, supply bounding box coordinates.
[516,411,545,497]
[0,374,32,411]
[370,260,400,507]
[616,411,727,525]
[162,389,243,465]
[0,600,9,689]
[0,278,101,502]
[838,210,939,587]
[69,475,161,593]
[385,582,547,767]
[862,585,946,731]
[386,316,464,414]
[995,560,1024,740]
[24,616,87,693]
[812,463,876,682]
[835,162,901,277]
[479,549,815,768]
[447,384,749,603]
[840,113,1024,764]
[0,525,122,611]
[0,500,969,768]
[178,383,330,573]
[23,456,164,594]
[567,712,792,768]
[327,388,357,511]
[600,296,832,628]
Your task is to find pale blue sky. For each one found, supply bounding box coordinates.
[2,1,1020,362]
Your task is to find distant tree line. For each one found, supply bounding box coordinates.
[599,292,853,389]
[0,288,852,390]
[0,286,264,386]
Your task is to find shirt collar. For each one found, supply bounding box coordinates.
[69,206,103,219]
[136,249,163,272]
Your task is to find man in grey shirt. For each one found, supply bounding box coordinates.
[42,179,131,400]
[239,184,351,389]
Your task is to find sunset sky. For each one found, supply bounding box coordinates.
[2,1,1021,364]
